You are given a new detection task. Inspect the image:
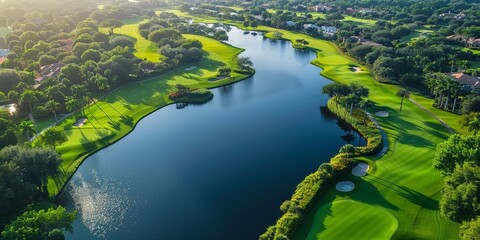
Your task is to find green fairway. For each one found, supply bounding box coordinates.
[113,20,163,62]
[43,34,249,195]
[0,27,11,38]
[163,11,462,239]
[306,200,397,240]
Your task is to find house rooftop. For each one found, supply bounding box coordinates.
[446,72,480,89]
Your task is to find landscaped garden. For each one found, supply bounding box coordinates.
[161,10,463,240]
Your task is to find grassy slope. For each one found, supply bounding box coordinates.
[113,20,163,62]
[45,32,249,195]
[164,12,460,239]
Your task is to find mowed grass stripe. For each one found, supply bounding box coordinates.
[306,200,398,240]
[113,20,163,62]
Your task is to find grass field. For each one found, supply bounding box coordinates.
[0,27,11,38]
[113,20,163,62]
[42,33,249,195]
[305,200,398,240]
[164,11,462,239]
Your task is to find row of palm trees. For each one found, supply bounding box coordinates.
[424,72,466,113]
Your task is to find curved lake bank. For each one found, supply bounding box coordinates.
[60,27,364,239]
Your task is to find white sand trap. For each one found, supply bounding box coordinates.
[352,163,369,177]
[73,118,87,127]
[336,181,355,192]
[375,111,389,117]
[185,66,197,71]
[351,67,363,72]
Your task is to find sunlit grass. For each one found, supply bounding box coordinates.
[113,19,163,62]
[42,34,249,195]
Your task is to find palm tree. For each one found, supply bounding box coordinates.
[65,98,79,113]
[358,98,375,123]
[18,120,36,141]
[71,84,88,116]
[95,75,110,95]
[342,93,358,115]
[45,100,59,122]
[449,80,462,112]
[468,117,480,135]
[396,88,410,113]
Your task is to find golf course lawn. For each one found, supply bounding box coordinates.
[44,33,250,195]
[113,20,163,62]
[163,12,462,239]
[305,200,398,240]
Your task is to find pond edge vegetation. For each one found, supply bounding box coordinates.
[259,98,382,239]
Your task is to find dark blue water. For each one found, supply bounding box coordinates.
[60,27,363,240]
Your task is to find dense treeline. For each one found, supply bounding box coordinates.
[434,134,480,239]
[185,0,479,117]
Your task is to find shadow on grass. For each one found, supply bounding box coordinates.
[369,176,439,210]
[373,105,436,148]
[348,177,400,211]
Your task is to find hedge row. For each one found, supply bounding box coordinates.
[326,98,382,156]
[259,98,383,240]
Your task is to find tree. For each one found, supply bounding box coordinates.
[322,82,351,98]
[462,95,480,114]
[1,206,77,240]
[243,21,250,29]
[95,75,110,94]
[19,90,37,114]
[65,97,79,113]
[18,120,36,140]
[460,216,480,240]
[339,144,355,157]
[396,88,410,113]
[433,134,480,176]
[99,19,123,36]
[80,49,101,62]
[440,163,480,223]
[251,20,258,29]
[359,98,375,123]
[237,56,253,70]
[40,126,67,148]
[45,100,59,122]
[461,113,480,136]
[0,146,62,192]
[468,117,480,136]
[0,69,21,94]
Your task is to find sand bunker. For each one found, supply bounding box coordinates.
[336,181,355,192]
[73,118,87,127]
[185,66,197,71]
[352,163,369,177]
[351,67,363,72]
[375,111,389,117]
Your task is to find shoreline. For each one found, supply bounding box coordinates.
[51,40,255,198]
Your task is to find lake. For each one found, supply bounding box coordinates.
[60,26,364,239]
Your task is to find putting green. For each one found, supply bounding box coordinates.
[306,200,398,240]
